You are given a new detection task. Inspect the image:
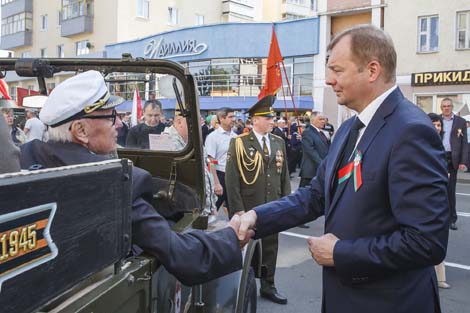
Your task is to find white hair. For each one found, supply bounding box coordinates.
[46,121,73,143]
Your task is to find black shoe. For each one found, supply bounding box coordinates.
[298,224,309,228]
[260,288,288,305]
[450,222,458,230]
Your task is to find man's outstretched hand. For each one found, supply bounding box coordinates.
[237,210,257,241]
[228,213,254,248]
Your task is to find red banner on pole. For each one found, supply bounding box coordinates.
[258,25,283,99]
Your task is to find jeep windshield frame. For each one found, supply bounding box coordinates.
[0,57,206,209]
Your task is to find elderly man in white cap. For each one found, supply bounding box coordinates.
[20,70,243,286]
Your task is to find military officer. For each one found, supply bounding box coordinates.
[225,95,291,304]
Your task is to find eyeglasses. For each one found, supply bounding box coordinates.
[80,109,117,126]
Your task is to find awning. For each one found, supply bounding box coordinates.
[116,96,314,112]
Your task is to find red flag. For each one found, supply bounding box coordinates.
[0,79,11,100]
[258,26,283,99]
[16,87,40,106]
[131,85,142,126]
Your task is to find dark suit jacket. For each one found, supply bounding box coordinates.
[300,125,329,179]
[441,114,468,170]
[20,140,242,286]
[252,88,449,313]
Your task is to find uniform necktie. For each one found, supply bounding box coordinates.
[332,117,364,195]
[262,136,269,157]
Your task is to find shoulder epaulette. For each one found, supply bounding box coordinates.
[237,132,249,138]
[270,133,283,141]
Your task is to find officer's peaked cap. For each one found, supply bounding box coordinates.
[247,95,276,117]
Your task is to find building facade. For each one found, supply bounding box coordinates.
[385,0,470,115]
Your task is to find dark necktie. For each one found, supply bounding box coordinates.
[332,117,364,195]
[319,130,329,145]
[262,136,269,157]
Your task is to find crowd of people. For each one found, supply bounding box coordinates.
[0,24,465,313]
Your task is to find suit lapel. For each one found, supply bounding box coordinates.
[326,88,402,219]
[324,121,351,209]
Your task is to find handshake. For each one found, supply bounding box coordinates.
[226,210,258,248]
[226,209,339,267]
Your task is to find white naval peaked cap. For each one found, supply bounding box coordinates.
[40,70,123,127]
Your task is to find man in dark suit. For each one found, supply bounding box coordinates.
[226,96,291,304]
[19,70,243,286]
[237,25,449,313]
[287,117,302,174]
[440,97,467,230]
[299,111,330,188]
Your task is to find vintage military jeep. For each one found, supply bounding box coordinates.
[0,57,261,313]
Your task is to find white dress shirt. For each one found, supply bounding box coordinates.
[205,127,237,172]
[253,130,271,155]
[354,85,398,151]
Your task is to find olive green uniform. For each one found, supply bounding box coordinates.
[226,130,291,291]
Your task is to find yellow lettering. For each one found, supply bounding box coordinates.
[441,72,451,83]
[414,73,424,85]
[463,70,470,82]
[433,72,444,83]
[424,73,433,83]
[452,71,462,82]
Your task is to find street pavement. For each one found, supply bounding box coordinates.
[255,170,470,313]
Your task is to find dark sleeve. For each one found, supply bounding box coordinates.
[333,122,448,283]
[254,158,326,238]
[302,131,322,164]
[0,117,20,174]
[126,127,138,148]
[130,167,242,286]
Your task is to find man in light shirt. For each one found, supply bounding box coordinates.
[24,109,46,142]
[236,25,448,313]
[205,107,237,211]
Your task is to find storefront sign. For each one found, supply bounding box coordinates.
[412,70,470,86]
[144,38,208,59]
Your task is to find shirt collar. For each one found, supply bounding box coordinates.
[253,129,268,142]
[443,114,454,121]
[216,127,232,135]
[357,85,397,127]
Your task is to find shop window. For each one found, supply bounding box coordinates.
[137,0,150,19]
[418,15,439,53]
[457,11,470,49]
[415,95,433,113]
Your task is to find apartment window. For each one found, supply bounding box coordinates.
[40,15,48,31]
[168,7,178,25]
[75,40,89,55]
[418,15,439,53]
[1,12,33,36]
[457,11,470,49]
[62,0,92,21]
[21,51,32,58]
[40,48,47,58]
[310,0,316,10]
[282,13,304,20]
[137,0,150,18]
[57,44,65,58]
[57,10,62,26]
[1,0,14,5]
[195,14,204,25]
